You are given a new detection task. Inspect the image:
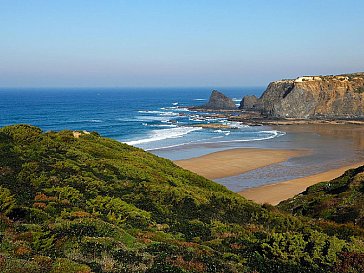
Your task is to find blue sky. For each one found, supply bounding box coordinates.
[1,0,363,87]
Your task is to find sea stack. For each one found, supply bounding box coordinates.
[239,95,259,110]
[200,90,237,110]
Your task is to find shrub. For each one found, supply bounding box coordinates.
[87,196,152,228]
[0,186,15,215]
[50,258,91,273]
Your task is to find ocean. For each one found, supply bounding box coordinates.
[1,87,363,191]
[0,87,283,152]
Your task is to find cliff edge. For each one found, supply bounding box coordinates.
[241,73,364,118]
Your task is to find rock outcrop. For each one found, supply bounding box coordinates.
[200,90,237,110]
[239,95,259,110]
[240,73,364,118]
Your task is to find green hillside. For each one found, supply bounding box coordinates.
[278,166,364,228]
[0,125,363,273]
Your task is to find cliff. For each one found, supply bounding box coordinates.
[241,73,364,118]
[200,90,237,110]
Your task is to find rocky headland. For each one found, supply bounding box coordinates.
[191,73,364,126]
[241,72,364,119]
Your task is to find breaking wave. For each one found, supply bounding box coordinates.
[125,126,203,145]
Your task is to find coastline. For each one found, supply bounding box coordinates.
[239,161,364,205]
[166,124,364,206]
[176,147,364,205]
[187,108,364,127]
[174,148,306,179]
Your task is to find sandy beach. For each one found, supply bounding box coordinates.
[176,148,364,205]
[171,124,364,205]
[175,148,306,179]
[239,161,364,205]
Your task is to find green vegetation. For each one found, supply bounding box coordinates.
[0,124,363,272]
[279,166,364,228]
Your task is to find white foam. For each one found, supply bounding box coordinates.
[189,114,206,122]
[213,130,285,143]
[208,130,285,143]
[225,121,249,129]
[213,129,231,135]
[136,116,171,122]
[177,107,190,112]
[144,130,285,151]
[160,106,190,112]
[125,126,203,146]
[153,124,178,128]
[160,107,175,110]
[160,112,179,116]
[193,98,206,101]
[172,102,178,106]
[138,110,179,117]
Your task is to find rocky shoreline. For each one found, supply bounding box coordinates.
[189,72,364,126]
[187,109,364,127]
[229,117,364,126]
[241,72,364,119]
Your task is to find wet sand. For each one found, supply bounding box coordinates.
[175,148,306,179]
[239,161,364,205]
[171,124,364,205]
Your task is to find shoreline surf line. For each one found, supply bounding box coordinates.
[239,161,364,205]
